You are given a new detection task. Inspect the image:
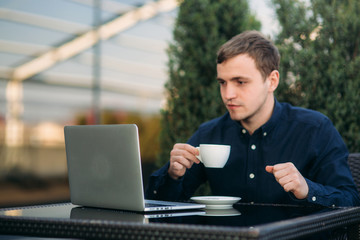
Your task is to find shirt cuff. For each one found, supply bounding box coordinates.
[304,178,335,207]
[287,178,317,205]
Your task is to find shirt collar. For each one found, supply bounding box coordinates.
[260,97,282,134]
[232,97,283,136]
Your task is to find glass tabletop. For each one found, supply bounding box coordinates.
[0,202,338,227]
[0,202,357,240]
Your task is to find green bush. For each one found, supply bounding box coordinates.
[273,0,360,152]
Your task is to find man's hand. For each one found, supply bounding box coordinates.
[265,162,309,200]
[168,143,200,180]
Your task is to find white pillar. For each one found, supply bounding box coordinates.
[4,80,25,171]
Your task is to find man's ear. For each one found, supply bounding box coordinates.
[268,70,279,92]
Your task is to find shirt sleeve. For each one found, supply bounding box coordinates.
[145,131,207,201]
[303,117,360,207]
[145,162,207,201]
[145,162,185,201]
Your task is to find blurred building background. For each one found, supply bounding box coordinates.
[0,0,275,207]
[0,0,179,207]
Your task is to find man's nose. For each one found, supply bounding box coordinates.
[223,85,237,100]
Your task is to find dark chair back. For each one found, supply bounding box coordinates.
[348,153,360,195]
[347,153,360,240]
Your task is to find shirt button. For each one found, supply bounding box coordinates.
[249,173,255,179]
[251,144,256,150]
[263,132,267,136]
[242,129,246,134]
[312,196,316,202]
[153,190,157,195]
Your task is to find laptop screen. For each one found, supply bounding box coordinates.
[64,124,146,211]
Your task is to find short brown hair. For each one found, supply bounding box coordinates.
[217,31,280,79]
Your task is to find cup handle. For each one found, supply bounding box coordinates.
[196,147,202,162]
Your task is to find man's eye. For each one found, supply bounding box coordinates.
[238,81,245,85]
[218,81,225,85]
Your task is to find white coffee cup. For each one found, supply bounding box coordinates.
[196,144,231,168]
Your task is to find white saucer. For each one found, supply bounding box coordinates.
[190,196,241,209]
[205,208,241,216]
[204,204,235,210]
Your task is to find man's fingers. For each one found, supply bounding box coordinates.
[282,182,295,193]
[168,143,202,180]
[171,149,199,165]
[171,144,200,164]
[171,155,194,169]
[265,165,274,173]
[273,168,288,180]
[277,174,293,186]
[174,143,199,155]
[172,161,185,171]
[271,163,295,179]
[266,162,309,199]
[273,162,295,171]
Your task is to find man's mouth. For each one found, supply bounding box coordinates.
[227,104,241,110]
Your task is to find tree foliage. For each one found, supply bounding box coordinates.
[76,111,160,162]
[158,0,261,166]
[273,0,360,152]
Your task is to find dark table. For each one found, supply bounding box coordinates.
[0,202,359,240]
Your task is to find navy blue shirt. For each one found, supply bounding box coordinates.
[146,100,360,207]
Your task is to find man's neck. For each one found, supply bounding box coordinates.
[241,96,275,135]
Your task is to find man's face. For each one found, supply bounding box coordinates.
[216,54,274,124]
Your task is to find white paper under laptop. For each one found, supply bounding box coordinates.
[64,124,205,212]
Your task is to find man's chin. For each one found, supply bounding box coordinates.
[228,112,246,122]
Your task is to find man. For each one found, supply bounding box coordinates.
[146,31,360,207]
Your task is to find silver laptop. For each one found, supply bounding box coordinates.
[70,206,205,222]
[64,124,205,212]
